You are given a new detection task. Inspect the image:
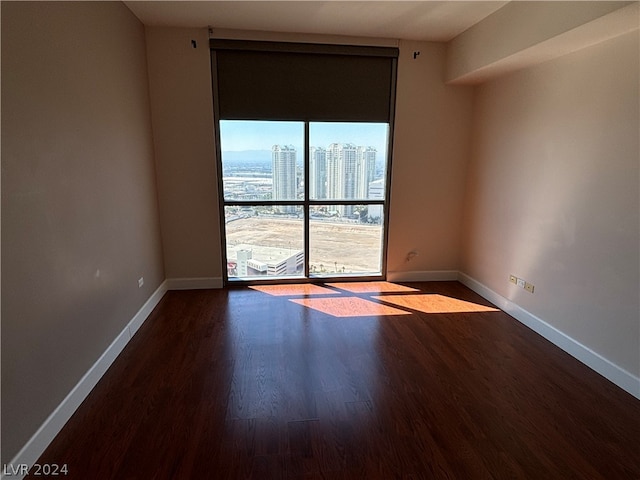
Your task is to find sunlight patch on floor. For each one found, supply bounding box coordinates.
[290,297,410,317]
[249,284,340,296]
[326,281,419,294]
[373,294,500,314]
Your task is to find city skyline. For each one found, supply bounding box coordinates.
[220,140,386,205]
[272,143,380,217]
[223,135,387,278]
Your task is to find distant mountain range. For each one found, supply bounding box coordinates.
[222,149,387,166]
[222,150,272,162]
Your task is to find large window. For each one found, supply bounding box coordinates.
[211,40,398,283]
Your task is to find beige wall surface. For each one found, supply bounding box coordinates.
[461,31,639,375]
[1,2,164,462]
[446,1,631,83]
[388,40,474,275]
[145,27,222,280]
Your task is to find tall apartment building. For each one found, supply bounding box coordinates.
[356,146,377,199]
[321,143,377,216]
[272,145,297,210]
[309,146,327,199]
[278,143,377,216]
[325,143,354,200]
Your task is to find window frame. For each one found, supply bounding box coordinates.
[210,40,398,286]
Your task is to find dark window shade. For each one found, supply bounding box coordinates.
[211,40,398,121]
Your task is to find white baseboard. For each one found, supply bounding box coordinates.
[165,277,223,290]
[458,272,640,400]
[387,270,459,282]
[2,281,168,480]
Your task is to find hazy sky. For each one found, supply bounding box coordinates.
[220,120,389,154]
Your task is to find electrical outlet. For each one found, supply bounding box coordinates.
[512,274,535,293]
[138,277,144,288]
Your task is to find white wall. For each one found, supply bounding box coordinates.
[461,31,639,378]
[1,2,164,463]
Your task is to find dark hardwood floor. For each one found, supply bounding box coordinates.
[30,281,640,479]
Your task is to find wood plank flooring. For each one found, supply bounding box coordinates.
[29,281,640,479]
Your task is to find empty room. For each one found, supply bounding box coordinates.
[2,1,639,478]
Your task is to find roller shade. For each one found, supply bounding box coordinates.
[211,39,398,122]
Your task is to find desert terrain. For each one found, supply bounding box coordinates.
[225,217,382,273]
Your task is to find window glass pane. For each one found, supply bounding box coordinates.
[220,120,304,201]
[309,204,383,276]
[309,122,388,201]
[225,206,304,279]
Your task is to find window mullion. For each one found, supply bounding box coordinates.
[304,122,310,278]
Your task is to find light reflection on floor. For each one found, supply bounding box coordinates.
[290,297,410,318]
[373,294,500,314]
[326,281,419,294]
[249,284,339,296]
[250,282,500,317]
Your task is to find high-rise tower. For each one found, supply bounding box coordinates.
[326,143,357,216]
[309,146,327,199]
[356,146,377,199]
[272,145,297,209]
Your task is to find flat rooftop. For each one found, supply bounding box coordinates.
[227,243,303,266]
